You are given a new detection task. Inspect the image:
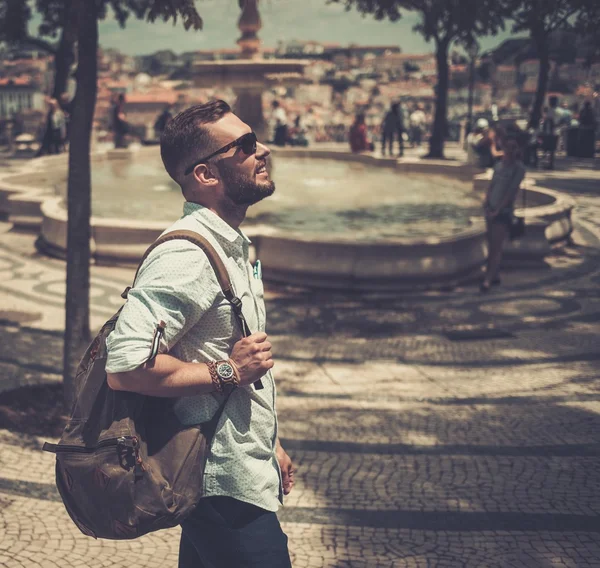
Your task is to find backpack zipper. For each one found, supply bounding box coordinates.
[42,436,144,478]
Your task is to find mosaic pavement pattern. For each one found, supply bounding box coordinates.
[0,158,599,566]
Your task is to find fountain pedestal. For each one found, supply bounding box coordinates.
[191,0,308,142]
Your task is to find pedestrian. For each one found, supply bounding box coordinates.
[105,100,294,568]
[579,101,596,129]
[271,100,288,146]
[466,118,489,168]
[409,104,426,147]
[480,136,526,292]
[396,101,406,157]
[112,93,129,149]
[349,112,371,153]
[59,93,74,143]
[154,103,173,140]
[36,96,55,156]
[381,102,403,157]
[539,106,558,170]
[49,98,66,154]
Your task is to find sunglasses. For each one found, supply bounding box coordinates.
[184,132,258,176]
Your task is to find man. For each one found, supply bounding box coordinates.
[271,100,288,146]
[409,104,426,147]
[112,93,129,149]
[49,98,66,154]
[154,103,174,139]
[466,118,492,168]
[381,102,403,157]
[540,103,559,170]
[105,100,295,568]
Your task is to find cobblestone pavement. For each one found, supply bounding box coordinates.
[0,156,599,567]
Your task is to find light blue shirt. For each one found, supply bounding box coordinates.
[105,202,282,511]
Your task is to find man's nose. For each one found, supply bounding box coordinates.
[256,141,270,159]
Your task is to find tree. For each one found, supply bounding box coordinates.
[61,0,203,410]
[329,0,509,157]
[0,0,203,408]
[509,0,587,128]
[574,1,600,68]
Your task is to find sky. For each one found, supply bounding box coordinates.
[94,0,524,57]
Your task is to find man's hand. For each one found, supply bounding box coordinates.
[230,332,274,387]
[276,439,295,495]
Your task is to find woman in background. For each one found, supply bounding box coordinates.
[349,113,371,153]
[481,136,526,292]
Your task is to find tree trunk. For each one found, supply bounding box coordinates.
[63,0,98,411]
[528,34,550,129]
[427,40,450,159]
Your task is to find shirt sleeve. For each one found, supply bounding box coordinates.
[105,240,220,373]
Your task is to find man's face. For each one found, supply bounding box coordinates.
[209,113,275,206]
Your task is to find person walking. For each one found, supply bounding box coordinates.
[579,101,597,129]
[481,136,526,292]
[154,103,173,139]
[539,106,558,170]
[49,98,66,154]
[466,118,489,168]
[381,102,403,157]
[396,102,406,157]
[409,104,426,147]
[271,100,288,146]
[112,93,129,149]
[105,100,295,568]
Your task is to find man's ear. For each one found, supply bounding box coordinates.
[193,163,219,187]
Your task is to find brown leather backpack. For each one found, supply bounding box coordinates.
[43,230,255,540]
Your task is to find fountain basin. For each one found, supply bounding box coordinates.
[0,147,575,290]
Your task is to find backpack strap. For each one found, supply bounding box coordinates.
[132,230,233,298]
[121,230,250,335]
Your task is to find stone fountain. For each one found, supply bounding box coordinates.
[0,0,576,291]
[192,0,309,141]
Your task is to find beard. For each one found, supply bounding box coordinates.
[217,160,275,206]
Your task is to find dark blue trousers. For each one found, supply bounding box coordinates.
[179,496,292,568]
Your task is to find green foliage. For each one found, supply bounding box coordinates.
[330,0,508,46]
[574,0,600,65]
[0,0,32,43]
[100,0,203,31]
[0,0,203,48]
[508,0,584,38]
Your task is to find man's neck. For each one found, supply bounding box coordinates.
[211,200,248,230]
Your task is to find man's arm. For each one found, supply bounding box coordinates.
[107,332,274,396]
[107,354,214,397]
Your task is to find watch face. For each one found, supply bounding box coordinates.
[217,362,234,380]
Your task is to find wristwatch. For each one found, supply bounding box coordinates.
[208,360,240,394]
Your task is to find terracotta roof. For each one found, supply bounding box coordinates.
[125,91,183,104]
[0,76,34,87]
[383,53,434,61]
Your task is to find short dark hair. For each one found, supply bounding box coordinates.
[160,100,231,184]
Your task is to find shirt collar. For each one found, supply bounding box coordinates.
[183,202,252,245]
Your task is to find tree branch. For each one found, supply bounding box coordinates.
[548,6,579,33]
[20,34,57,54]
